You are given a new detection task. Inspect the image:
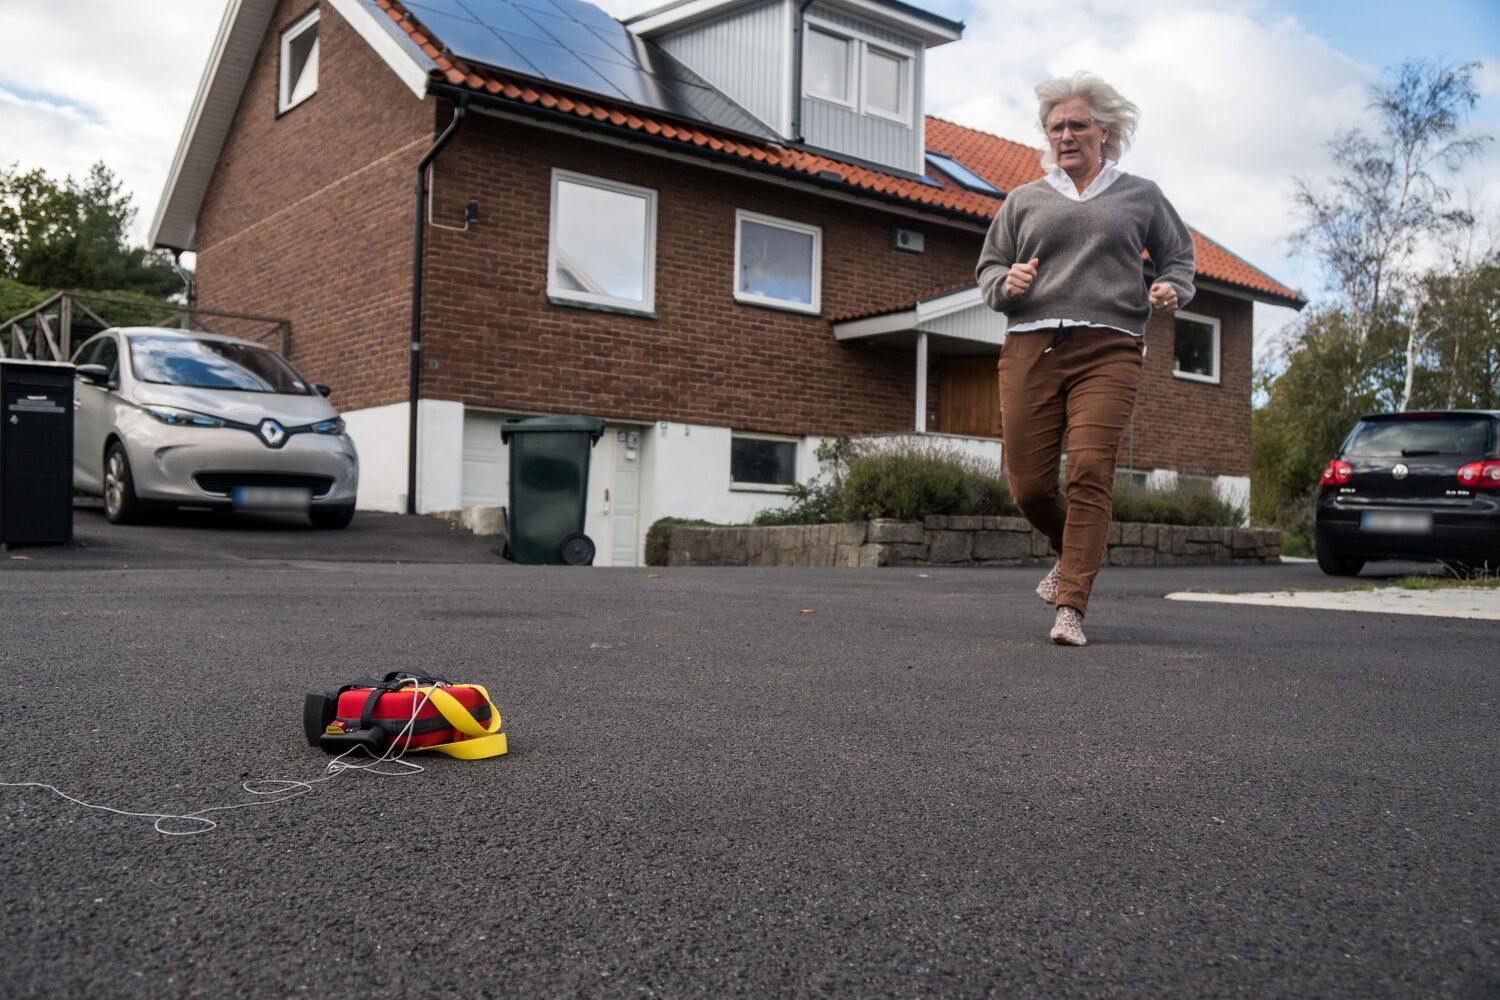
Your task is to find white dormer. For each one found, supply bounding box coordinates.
[626,0,962,176]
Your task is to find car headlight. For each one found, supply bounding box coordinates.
[311,417,345,435]
[143,405,225,428]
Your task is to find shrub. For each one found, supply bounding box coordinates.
[837,442,1016,521]
[751,436,858,526]
[1110,479,1244,527]
[644,517,724,566]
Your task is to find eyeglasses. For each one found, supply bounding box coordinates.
[1045,117,1095,137]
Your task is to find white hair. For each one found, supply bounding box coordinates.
[1034,72,1140,166]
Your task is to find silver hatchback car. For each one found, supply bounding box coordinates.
[72,327,359,528]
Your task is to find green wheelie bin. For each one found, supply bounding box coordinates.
[501,415,606,565]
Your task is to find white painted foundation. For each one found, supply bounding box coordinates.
[341,398,1254,559]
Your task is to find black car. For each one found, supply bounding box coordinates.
[1314,410,1500,575]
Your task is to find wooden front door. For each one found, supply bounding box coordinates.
[937,356,1001,438]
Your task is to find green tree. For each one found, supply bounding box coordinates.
[0,161,183,299]
[1252,309,1382,527]
[1290,60,1487,361]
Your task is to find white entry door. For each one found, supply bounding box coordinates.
[609,427,642,567]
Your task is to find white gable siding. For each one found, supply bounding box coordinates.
[799,4,922,174]
[656,0,789,137]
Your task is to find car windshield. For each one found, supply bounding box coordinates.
[128,335,312,395]
[1343,417,1493,458]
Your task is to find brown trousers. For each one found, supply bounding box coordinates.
[999,327,1143,614]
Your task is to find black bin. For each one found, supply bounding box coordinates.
[0,359,76,547]
[501,415,606,565]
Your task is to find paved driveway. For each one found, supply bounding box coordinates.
[1,511,1495,998]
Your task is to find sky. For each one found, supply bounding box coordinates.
[1,0,1497,360]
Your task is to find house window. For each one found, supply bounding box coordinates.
[862,46,907,122]
[803,21,912,125]
[279,10,320,113]
[805,28,853,106]
[1115,468,1149,490]
[1172,311,1221,384]
[734,210,821,313]
[548,170,657,314]
[731,434,798,490]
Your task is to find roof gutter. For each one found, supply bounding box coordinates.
[407,95,468,516]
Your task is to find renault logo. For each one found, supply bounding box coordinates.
[1392,463,1409,480]
[258,418,287,448]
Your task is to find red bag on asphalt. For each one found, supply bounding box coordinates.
[303,668,507,759]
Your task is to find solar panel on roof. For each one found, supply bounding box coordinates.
[405,0,776,140]
[406,6,544,76]
[925,151,1003,195]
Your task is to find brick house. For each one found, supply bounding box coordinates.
[151,0,1303,565]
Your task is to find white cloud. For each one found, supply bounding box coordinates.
[0,0,224,246]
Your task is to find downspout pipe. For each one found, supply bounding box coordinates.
[790,0,816,143]
[406,97,467,516]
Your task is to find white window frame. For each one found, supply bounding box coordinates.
[733,210,822,315]
[860,42,911,125]
[547,169,658,315]
[803,26,855,110]
[729,432,800,493]
[802,17,914,127]
[278,9,320,114]
[1171,309,1221,385]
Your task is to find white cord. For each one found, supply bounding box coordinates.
[1,678,439,837]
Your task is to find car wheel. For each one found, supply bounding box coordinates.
[309,505,355,530]
[103,442,147,525]
[1315,542,1364,577]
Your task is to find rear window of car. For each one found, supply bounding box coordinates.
[1343,417,1494,458]
[128,335,312,395]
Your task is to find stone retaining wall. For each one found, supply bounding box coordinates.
[667,517,1281,568]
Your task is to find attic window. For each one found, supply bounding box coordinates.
[925,151,1002,196]
[279,10,320,113]
[805,28,853,106]
[803,20,913,126]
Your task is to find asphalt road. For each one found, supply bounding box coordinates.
[1,509,1495,998]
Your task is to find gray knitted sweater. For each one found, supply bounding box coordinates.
[975,173,1196,336]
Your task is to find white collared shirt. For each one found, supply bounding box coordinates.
[1009,160,1138,336]
[1041,158,1122,202]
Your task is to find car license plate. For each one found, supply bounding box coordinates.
[233,486,311,511]
[1360,511,1432,534]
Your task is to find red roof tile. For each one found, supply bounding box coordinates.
[832,280,978,322]
[375,1,1304,308]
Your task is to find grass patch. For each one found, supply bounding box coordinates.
[1392,573,1500,591]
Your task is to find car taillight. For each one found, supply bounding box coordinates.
[1457,460,1500,488]
[1320,460,1352,486]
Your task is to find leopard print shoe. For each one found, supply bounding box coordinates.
[1036,562,1061,605]
[1049,605,1087,646]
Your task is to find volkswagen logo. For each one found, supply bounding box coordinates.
[258,418,287,448]
[1392,463,1409,480]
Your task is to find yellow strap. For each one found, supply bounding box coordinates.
[425,732,508,759]
[413,685,507,759]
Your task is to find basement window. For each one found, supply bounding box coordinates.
[735,210,821,314]
[1172,311,1221,384]
[548,170,657,315]
[730,434,798,491]
[279,10,320,113]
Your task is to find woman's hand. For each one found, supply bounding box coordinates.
[1149,282,1179,313]
[1004,258,1040,299]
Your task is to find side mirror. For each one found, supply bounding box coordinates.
[76,364,110,386]
[315,384,333,398]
